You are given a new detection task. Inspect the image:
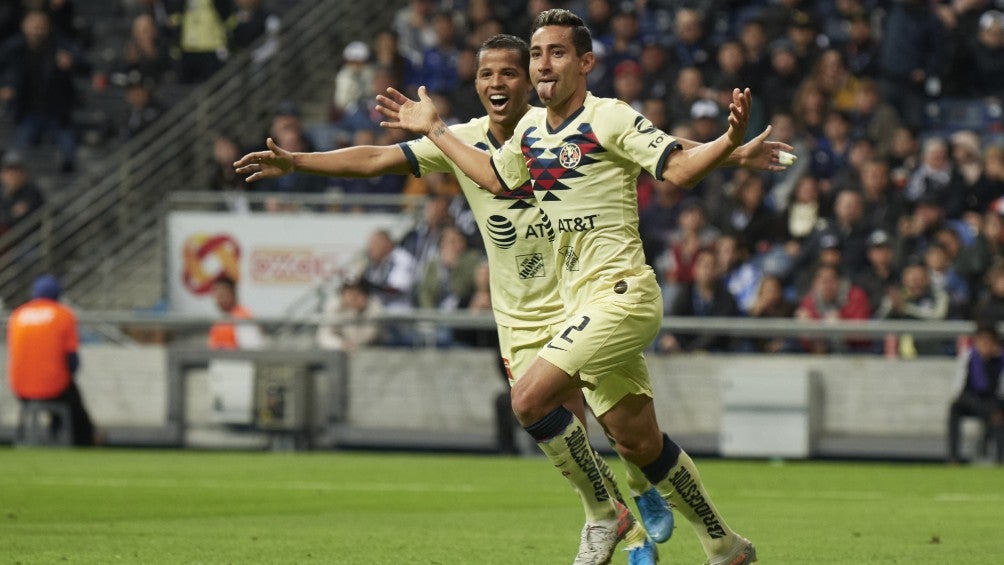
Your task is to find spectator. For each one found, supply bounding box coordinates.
[812,49,860,113]
[392,0,437,68]
[855,229,901,317]
[897,196,948,267]
[228,0,278,52]
[905,138,966,218]
[417,224,481,312]
[253,103,327,200]
[209,133,251,211]
[0,151,44,235]
[715,233,761,315]
[654,199,719,304]
[665,66,705,129]
[952,131,994,219]
[763,112,811,210]
[638,40,672,101]
[745,274,799,353]
[660,248,739,353]
[400,194,453,285]
[761,39,803,117]
[611,59,643,111]
[839,9,880,78]
[359,229,416,313]
[810,110,853,186]
[946,321,1004,464]
[332,40,375,120]
[117,73,163,140]
[7,274,95,446]
[449,47,481,122]
[371,29,414,93]
[786,10,823,72]
[316,279,384,351]
[969,10,1004,97]
[600,7,641,68]
[958,211,1002,299]
[969,146,1004,219]
[668,8,712,74]
[877,0,945,128]
[208,275,264,350]
[168,0,232,84]
[859,158,908,235]
[796,190,870,281]
[638,174,685,266]
[888,126,921,190]
[688,98,723,143]
[780,175,823,245]
[924,242,970,318]
[974,263,1004,324]
[848,78,900,160]
[737,18,769,92]
[719,171,780,255]
[877,262,950,356]
[707,41,747,112]
[116,13,172,85]
[417,11,461,96]
[0,9,86,172]
[795,263,872,354]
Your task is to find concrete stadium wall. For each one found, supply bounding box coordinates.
[0,346,962,459]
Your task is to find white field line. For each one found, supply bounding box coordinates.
[0,476,484,493]
[734,490,1004,504]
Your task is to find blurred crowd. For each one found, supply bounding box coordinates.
[295,0,1004,357]
[0,0,280,236]
[2,1,1004,357]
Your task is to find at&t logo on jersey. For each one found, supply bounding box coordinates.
[486,214,518,249]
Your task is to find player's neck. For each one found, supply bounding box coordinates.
[488,105,529,142]
[545,89,587,130]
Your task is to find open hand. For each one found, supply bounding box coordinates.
[736,125,797,172]
[376,86,440,136]
[725,87,751,148]
[233,138,294,182]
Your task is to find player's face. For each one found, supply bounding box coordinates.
[529,25,593,109]
[475,48,532,128]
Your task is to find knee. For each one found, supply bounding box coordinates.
[612,431,663,465]
[510,382,539,423]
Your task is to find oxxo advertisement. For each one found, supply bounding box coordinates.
[167,212,403,316]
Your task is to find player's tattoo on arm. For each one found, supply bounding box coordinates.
[431,125,448,138]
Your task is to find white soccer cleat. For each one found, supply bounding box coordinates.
[572,501,636,565]
[706,535,757,565]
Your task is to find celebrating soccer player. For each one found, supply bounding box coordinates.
[377,10,767,565]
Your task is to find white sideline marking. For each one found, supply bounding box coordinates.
[738,490,1003,503]
[2,476,484,493]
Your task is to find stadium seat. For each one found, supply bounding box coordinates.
[16,400,74,447]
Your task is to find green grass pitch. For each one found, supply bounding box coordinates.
[1,448,1003,564]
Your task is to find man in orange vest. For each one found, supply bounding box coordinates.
[7,274,95,445]
[208,275,263,350]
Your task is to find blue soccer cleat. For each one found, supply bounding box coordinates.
[627,536,659,565]
[634,487,674,543]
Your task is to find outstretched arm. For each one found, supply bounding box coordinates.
[234,137,412,182]
[663,88,752,187]
[675,126,796,172]
[377,86,504,194]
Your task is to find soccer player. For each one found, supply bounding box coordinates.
[376,10,762,565]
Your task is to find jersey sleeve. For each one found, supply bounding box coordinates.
[606,101,681,181]
[61,307,79,353]
[397,136,452,178]
[490,127,532,192]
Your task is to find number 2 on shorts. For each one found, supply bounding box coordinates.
[559,316,591,344]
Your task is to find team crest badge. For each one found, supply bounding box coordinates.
[558,143,581,168]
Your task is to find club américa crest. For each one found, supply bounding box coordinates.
[558,142,581,168]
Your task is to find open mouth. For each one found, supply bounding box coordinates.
[488,94,509,111]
